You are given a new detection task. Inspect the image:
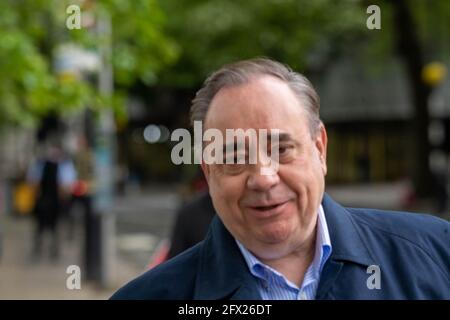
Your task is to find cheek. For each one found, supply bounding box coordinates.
[208,168,246,210]
[279,160,324,202]
[279,161,315,189]
[208,173,249,238]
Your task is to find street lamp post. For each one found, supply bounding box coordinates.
[95,9,116,289]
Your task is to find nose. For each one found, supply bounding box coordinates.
[246,165,280,192]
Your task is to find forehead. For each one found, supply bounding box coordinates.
[205,76,310,137]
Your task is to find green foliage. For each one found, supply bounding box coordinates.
[0,0,178,128]
[160,0,367,87]
[0,0,448,128]
[100,0,179,86]
[409,0,450,60]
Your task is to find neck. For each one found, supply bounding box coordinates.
[259,229,317,287]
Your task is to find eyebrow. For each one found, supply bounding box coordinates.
[223,141,243,154]
[221,131,295,154]
[276,132,293,142]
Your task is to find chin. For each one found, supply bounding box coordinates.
[256,221,293,245]
[252,240,292,260]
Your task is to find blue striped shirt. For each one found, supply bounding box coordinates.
[236,205,332,300]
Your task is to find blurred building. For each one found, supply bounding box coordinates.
[315,56,450,184]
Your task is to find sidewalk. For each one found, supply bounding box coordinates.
[327,181,450,219]
[0,213,143,300]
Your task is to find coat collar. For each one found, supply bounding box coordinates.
[194,214,261,300]
[316,193,376,299]
[321,193,375,267]
[194,193,375,300]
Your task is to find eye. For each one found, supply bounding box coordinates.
[272,144,295,162]
[222,163,246,175]
[278,146,289,154]
[224,151,246,164]
[220,151,247,175]
[277,145,293,154]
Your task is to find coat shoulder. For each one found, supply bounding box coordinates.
[346,207,450,241]
[110,243,202,300]
[347,207,450,280]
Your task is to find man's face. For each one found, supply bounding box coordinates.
[201,76,328,260]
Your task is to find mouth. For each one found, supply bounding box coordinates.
[246,200,291,218]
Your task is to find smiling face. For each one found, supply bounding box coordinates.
[201,76,328,260]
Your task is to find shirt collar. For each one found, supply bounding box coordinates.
[236,204,332,285]
[314,204,332,274]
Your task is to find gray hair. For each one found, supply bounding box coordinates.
[190,58,321,136]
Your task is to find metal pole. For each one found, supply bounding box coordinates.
[96,9,116,289]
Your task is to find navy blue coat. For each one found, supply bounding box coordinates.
[111,194,450,299]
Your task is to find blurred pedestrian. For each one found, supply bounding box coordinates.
[167,191,215,259]
[28,139,76,261]
[148,175,214,268]
[69,134,98,280]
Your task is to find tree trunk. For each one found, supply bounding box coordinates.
[390,0,433,197]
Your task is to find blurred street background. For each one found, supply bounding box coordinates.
[0,0,449,299]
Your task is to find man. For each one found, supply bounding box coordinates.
[112,58,450,299]
[28,139,77,261]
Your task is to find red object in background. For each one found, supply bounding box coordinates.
[72,180,88,197]
[192,176,208,193]
[147,239,170,270]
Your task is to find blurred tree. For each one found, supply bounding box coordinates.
[0,0,179,128]
[159,0,367,87]
[387,0,450,197]
[160,0,449,197]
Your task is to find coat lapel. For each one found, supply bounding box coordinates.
[316,193,376,299]
[193,216,261,300]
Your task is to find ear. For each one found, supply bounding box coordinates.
[314,123,328,176]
